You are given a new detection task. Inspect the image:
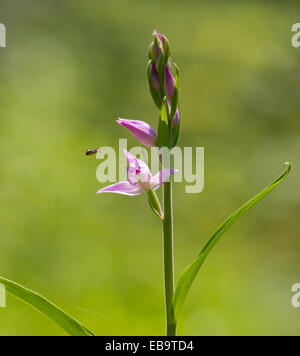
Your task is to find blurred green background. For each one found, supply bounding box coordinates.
[0,0,299,336]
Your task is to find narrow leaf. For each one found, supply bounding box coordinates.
[0,276,95,336]
[173,163,291,319]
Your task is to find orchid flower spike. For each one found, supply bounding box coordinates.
[117,118,157,147]
[97,150,177,197]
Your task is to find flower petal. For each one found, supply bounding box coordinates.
[127,166,140,186]
[97,182,143,196]
[124,149,137,166]
[124,150,153,181]
[124,150,154,191]
[152,169,178,190]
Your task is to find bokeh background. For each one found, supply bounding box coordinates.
[0,0,299,336]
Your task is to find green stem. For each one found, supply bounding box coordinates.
[163,180,176,336]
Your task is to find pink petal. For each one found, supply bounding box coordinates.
[127,166,139,186]
[152,169,178,190]
[124,149,137,166]
[97,182,143,196]
[124,150,153,182]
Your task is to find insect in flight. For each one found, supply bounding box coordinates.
[86,148,101,156]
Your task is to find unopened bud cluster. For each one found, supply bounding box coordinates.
[147,30,180,146]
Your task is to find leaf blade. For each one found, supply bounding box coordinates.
[173,163,291,319]
[0,276,95,336]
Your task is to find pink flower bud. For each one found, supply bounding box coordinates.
[117,119,157,147]
[151,63,160,91]
[165,66,175,100]
[172,109,180,129]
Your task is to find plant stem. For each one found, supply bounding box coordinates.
[163,180,176,336]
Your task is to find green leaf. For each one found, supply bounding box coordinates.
[157,97,170,148]
[173,163,291,320]
[0,276,95,336]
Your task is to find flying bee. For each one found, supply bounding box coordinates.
[86,148,101,156]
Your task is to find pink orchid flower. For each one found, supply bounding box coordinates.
[97,150,177,196]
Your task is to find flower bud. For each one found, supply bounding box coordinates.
[148,42,160,62]
[165,65,175,100]
[153,30,170,61]
[147,61,163,109]
[148,42,156,62]
[151,63,160,91]
[149,37,164,70]
[117,118,157,147]
[172,108,180,129]
[171,108,180,148]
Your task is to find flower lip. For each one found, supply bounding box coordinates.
[124,149,152,187]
